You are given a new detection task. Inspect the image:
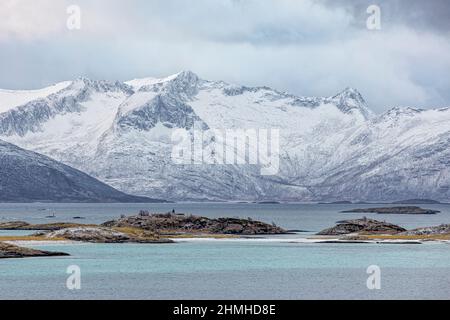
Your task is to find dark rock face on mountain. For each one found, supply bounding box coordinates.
[0,242,69,259]
[0,139,164,202]
[102,212,287,235]
[116,94,208,132]
[317,218,406,235]
[328,87,373,119]
[341,206,440,215]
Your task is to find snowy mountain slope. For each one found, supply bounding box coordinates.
[0,71,449,201]
[0,81,72,113]
[309,107,450,201]
[0,139,164,202]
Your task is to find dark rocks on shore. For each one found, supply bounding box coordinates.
[318,201,353,204]
[316,240,370,244]
[102,212,287,235]
[376,241,422,245]
[317,218,406,236]
[0,242,69,259]
[341,206,440,215]
[257,201,281,204]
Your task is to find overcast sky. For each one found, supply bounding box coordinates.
[1,0,449,112]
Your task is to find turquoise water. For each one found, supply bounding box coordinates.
[1,241,449,299]
[0,230,35,236]
[0,203,449,299]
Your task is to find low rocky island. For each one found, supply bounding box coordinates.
[341,206,440,215]
[317,218,450,242]
[1,210,447,258]
[102,212,287,235]
[317,218,406,235]
[0,212,286,258]
[0,213,286,236]
[0,241,69,259]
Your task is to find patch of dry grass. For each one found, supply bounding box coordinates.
[112,226,160,240]
[359,234,450,241]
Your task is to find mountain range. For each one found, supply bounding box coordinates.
[0,71,449,202]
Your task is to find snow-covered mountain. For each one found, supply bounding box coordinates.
[0,139,164,202]
[0,71,449,202]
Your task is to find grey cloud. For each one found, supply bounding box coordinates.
[0,0,449,113]
[320,0,450,32]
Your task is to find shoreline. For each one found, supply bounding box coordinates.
[1,211,449,251]
[5,235,450,246]
[5,240,80,246]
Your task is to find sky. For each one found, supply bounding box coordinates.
[0,0,449,113]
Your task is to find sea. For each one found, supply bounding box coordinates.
[0,202,449,300]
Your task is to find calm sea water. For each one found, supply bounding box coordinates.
[0,203,449,300]
[1,202,449,231]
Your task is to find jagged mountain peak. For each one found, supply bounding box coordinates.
[125,70,201,101]
[334,87,363,97]
[329,87,373,119]
[115,93,208,132]
[163,70,201,97]
[172,70,200,81]
[125,70,200,91]
[371,106,450,126]
[386,106,425,115]
[69,77,133,94]
[373,107,425,122]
